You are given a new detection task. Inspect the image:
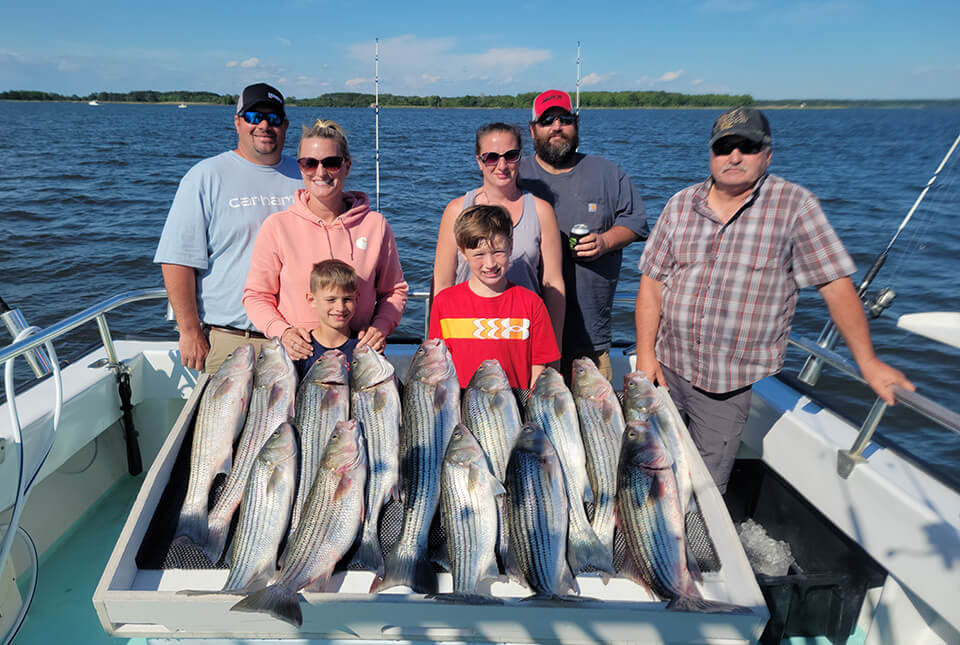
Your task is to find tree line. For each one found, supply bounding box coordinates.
[1,89,753,108]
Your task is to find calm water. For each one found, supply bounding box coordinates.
[2,101,959,485]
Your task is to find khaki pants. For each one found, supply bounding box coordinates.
[561,349,612,383]
[204,327,273,374]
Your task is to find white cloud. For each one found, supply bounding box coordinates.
[658,69,684,82]
[240,57,259,69]
[581,72,615,86]
[346,35,552,92]
[345,77,371,88]
[225,61,238,68]
[692,78,704,86]
[278,38,292,47]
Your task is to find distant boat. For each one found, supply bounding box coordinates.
[177,103,187,109]
[88,100,99,106]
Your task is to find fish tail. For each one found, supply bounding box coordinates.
[203,519,230,564]
[567,528,615,577]
[174,509,208,547]
[231,584,303,627]
[370,546,438,595]
[350,530,385,577]
[666,594,751,615]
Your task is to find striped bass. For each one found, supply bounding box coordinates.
[175,344,255,549]
[461,359,522,569]
[205,339,296,563]
[504,423,578,598]
[623,371,694,515]
[221,421,297,592]
[570,358,624,557]
[349,344,401,576]
[439,424,504,598]
[371,338,459,594]
[231,419,367,627]
[289,349,349,538]
[617,416,744,612]
[526,367,613,577]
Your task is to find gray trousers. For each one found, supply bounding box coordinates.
[660,365,752,494]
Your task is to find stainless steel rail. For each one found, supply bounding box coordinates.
[0,289,168,368]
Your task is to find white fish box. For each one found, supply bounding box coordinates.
[94,374,769,644]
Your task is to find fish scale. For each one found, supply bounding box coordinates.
[205,339,296,564]
[175,344,256,549]
[505,424,577,597]
[349,345,401,576]
[290,350,349,538]
[221,421,297,592]
[231,419,367,627]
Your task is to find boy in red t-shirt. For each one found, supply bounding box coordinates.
[429,205,560,389]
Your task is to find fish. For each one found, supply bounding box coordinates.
[623,371,694,516]
[289,349,349,538]
[616,416,744,613]
[231,419,367,627]
[205,338,297,563]
[504,423,578,598]
[174,344,256,549]
[438,424,504,598]
[371,338,460,594]
[221,421,297,592]
[570,357,625,557]
[526,367,614,577]
[461,359,522,568]
[348,344,401,576]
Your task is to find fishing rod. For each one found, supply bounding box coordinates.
[375,37,381,212]
[798,130,960,386]
[575,41,581,114]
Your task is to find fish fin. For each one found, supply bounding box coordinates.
[429,592,504,605]
[302,571,334,593]
[582,480,595,504]
[481,551,501,584]
[502,541,524,584]
[666,595,752,614]
[203,518,230,564]
[174,512,208,548]
[230,584,303,627]
[221,561,277,593]
[350,530,386,577]
[616,541,651,590]
[433,384,449,409]
[560,562,580,596]
[567,530,614,577]
[267,383,287,408]
[371,545,438,595]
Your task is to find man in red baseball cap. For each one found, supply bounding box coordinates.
[518,89,649,381]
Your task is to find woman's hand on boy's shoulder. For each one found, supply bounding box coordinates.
[281,326,314,360]
[357,326,386,352]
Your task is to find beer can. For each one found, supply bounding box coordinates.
[569,223,589,250]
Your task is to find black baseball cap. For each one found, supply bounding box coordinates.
[236,83,285,118]
[710,106,771,146]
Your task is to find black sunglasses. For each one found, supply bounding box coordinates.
[478,149,522,166]
[297,156,345,172]
[536,113,577,127]
[240,110,284,127]
[711,137,765,156]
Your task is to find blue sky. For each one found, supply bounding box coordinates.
[2,0,958,100]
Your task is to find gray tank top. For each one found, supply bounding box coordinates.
[455,189,542,294]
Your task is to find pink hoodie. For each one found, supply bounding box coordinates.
[243,189,408,340]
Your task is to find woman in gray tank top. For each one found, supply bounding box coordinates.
[432,122,565,344]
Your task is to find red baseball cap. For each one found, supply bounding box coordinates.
[532,90,573,120]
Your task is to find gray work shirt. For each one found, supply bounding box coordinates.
[519,153,648,352]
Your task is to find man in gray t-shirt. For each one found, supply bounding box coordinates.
[154,82,301,372]
[518,89,648,380]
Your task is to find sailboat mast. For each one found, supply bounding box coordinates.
[575,41,581,114]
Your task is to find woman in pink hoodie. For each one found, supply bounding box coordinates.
[243,119,408,358]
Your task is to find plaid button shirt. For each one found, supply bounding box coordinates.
[639,174,855,393]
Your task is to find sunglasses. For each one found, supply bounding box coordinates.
[478,149,522,166]
[536,113,577,127]
[297,156,346,172]
[240,110,285,127]
[711,137,765,156]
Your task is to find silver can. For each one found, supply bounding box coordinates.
[569,223,589,251]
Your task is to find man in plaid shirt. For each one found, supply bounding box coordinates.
[635,106,913,493]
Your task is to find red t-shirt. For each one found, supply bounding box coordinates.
[429,282,561,389]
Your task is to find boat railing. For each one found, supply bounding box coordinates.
[2,288,958,479]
